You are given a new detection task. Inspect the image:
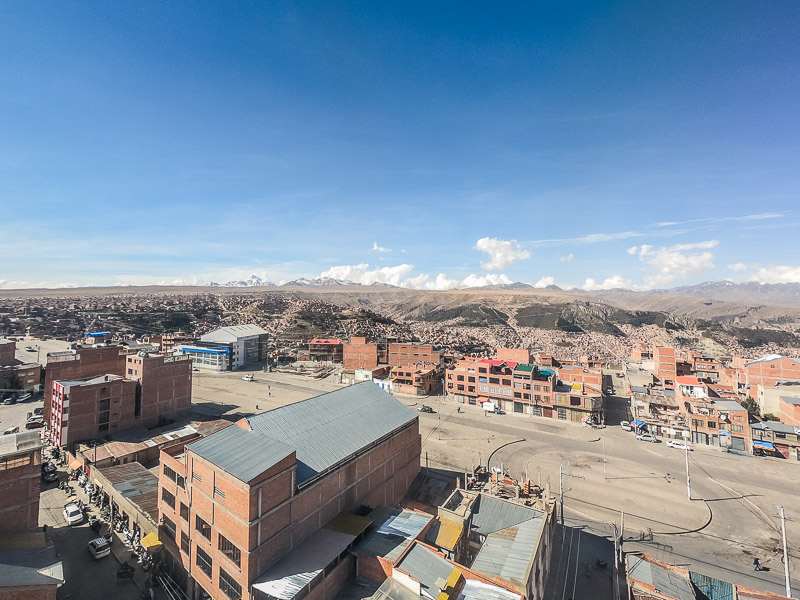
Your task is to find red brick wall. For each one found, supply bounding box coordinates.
[0,449,41,533]
[0,584,58,600]
[496,348,531,364]
[747,357,800,389]
[0,340,16,366]
[127,354,192,427]
[389,344,441,368]
[344,338,379,370]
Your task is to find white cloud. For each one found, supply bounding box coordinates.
[629,240,718,288]
[320,263,414,287]
[746,265,800,284]
[560,254,574,263]
[316,264,514,290]
[475,237,530,270]
[582,275,633,291]
[534,276,555,288]
[371,241,391,253]
[727,262,748,272]
[529,231,643,246]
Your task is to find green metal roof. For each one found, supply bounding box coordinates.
[514,364,534,372]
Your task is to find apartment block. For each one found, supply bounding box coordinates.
[388,343,442,368]
[756,382,800,418]
[0,432,42,534]
[678,395,751,451]
[48,352,192,448]
[654,346,677,386]
[308,338,344,363]
[556,365,602,388]
[199,325,268,370]
[742,354,800,390]
[0,362,41,393]
[391,365,442,396]
[157,382,420,600]
[44,344,130,422]
[629,343,653,361]
[343,337,378,371]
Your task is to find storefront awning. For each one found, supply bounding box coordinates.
[140,532,162,551]
[69,459,82,470]
[753,441,775,450]
[631,420,645,427]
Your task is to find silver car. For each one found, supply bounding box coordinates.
[635,432,657,443]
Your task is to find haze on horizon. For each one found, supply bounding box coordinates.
[1,2,799,292]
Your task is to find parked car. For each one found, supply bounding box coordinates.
[418,405,434,413]
[16,393,32,402]
[41,461,57,473]
[63,502,84,526]
[616,373,624,377]
[242,374,254,381]
[667,440,693,451]
[87,537,111,559]
[33,407,44,416]
[620,421,633,431]
[25,346,35,352]
[41,471,58,483]
[25,420,45,430]
[1,397,16,406]
[3,426,20,435]
[635,433,657,443]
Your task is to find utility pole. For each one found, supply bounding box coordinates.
[685,444,691,501]
[603,436,607,480]
[559,462,564,526]
[778,506,791,599]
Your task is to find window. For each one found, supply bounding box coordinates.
[707,421,716,429]
[181,531,190,555]
[180,503,189,521]
[219,568,242,600]
[162,516,176,540]
[557,408,567,420]
[192,471,202,483]
[468,376,475,383]
[502,379,511,386]
[214,487,226,499]
[99,398,110,411]
[162,488,176,510]
[218,534,241,567]
[732,425,744,433]
[489,377,499,384]
[196,515,211,540]
[196,547,212,577]
[478,368,487,374]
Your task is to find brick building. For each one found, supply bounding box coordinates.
[388,343,442,369]
[308,339,344,363]
[444,359,592,420]
[778,395,800,426]
[742,355,800,391]
[44,344,130,422]
[629,343,653,361]
[199,325,268,370]
[0,432,42,534]
[391,365,442,396]
[48,353,191,449]
[556,365,602,388]
[157,382,420,600]
[756,382,800,419]
[496,347,531,364]
[678,394,751,452]
[343,337,378,371]
[0,339,15,366]
[654,346,677,387]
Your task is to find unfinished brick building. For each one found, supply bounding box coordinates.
[343,337,379,371]
[158,382,420,600]
[0,432,42,534]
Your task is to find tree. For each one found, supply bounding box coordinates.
[741,396,760,416]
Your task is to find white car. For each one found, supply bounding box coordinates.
[620,421,632,431]
[87,537,111,559]
[63,502,84,526]
[667,440,693,451]
[635,433,657,443]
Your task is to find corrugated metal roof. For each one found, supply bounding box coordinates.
[371,577,425,600]
[0,431,41,457]
[627,555,695,600]
[324,513,373,537]
[396,543,459,599]
[430,519,462,550]
[470,517,544,591]
[200,324,267,343]
[457,579,520,600]
[0,546,63,588]
[713,400,745,412]
[188,424,295,483]
[98,463,161,522]
[689,571,733,600]
[252,527,356,600]
[246,382,417,485]
[470,494,544,536]
[357,506,433,562]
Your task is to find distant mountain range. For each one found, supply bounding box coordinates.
[205,275,399,288]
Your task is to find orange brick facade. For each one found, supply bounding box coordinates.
[388,343,441,368]
[158,422,421,600]
[343,337,378,371]
[0,443,41,534]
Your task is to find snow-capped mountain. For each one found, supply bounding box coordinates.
[207,274,276,287]
[281,277,360,287]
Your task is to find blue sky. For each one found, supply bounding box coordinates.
[1,1,799,290]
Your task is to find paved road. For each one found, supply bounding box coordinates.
[410,395,799,598]
[40,480,143,600]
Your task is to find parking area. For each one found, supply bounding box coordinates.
[0,394,45,434]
